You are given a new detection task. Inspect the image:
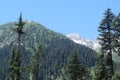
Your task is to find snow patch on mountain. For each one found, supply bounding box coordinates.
[66,33,101,51]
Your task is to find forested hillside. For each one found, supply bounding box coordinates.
[0,21,96,80]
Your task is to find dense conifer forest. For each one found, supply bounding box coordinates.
[0,8,120,80]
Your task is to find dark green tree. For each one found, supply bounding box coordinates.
[112,15,120,80]
[112,13,120,56]
[112,71,120,80]
[29,45,43,80]
[13,13,25,80]
[93,50,110,80]
[98,8,115,78]
[7,49,17,80]
[66,51,88,80]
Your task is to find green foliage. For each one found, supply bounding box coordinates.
[14,13,25,35]
[0,21,96,80]
[93,53,110,80]
[98,8,115,52]
[112,70,120,80]
[12,13,25,80]
[112,53,120,62]
[98,8,115,78]
[29,45,43,80]
[66,51,89,80]
[97,8,120,80]
[112,13,120,56]
[7,49,16,80]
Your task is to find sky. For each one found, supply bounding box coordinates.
[0,0,120,39]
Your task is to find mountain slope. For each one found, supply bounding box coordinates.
[0,21,96,80]
[66,33,100,51]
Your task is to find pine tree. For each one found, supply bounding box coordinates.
[98,8,115,78]
[112,13,120,56]
[29,45,43,80]
[13,13,25,80]
[93,50,110,80]
[66,51,88,80]
[7,49,17,80]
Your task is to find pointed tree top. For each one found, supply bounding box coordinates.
[20,12,22,16]
[14,13,26,34]
[19,13,22,23]
[17,12,26,27]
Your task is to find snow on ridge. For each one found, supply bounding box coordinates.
[66,33,82,40]
[66,33,101,51]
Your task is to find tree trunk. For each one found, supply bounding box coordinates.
[16,34,21,80]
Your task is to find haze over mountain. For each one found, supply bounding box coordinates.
[0,21,97,80]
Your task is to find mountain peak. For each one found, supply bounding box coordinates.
[66,33,83,40]
[0,22,97,80]
[66,33,100,51]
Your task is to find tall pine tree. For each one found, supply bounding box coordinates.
[112,13,120,56]
[14,13,25,80]
[66,51,88,80]
[98,8,115,79]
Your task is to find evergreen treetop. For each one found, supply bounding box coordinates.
[66,51,88,80]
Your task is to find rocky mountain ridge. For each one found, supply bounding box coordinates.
[66,33,101,51]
